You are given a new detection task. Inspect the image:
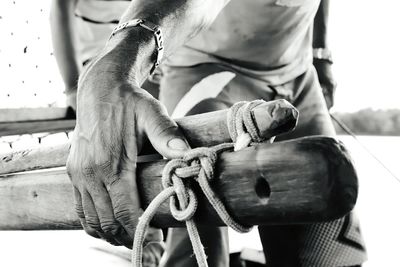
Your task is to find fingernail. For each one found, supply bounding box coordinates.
[167,138,189,151]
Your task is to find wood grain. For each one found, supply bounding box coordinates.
[0,137,358,230]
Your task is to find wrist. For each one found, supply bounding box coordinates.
[78,57,149,101]
[110,19,164,75]
[101,25,161,85]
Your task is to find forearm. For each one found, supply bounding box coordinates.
[88,0,229,86]
[50,0,81,91]
[313,0,330,48]
[312,0,336,109]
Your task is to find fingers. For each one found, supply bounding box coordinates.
[73,179,136,248]
[86,181,134,247]
[82,190,122,246]
[73,186,101,239]
[81,190,101,231]
[141,98,190,159]
[106,169,142,247]
[85,180,117,233]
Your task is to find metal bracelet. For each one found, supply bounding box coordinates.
[110,19,164,74]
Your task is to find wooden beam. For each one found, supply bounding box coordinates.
[0,108,72,123]
[0,137,358,230]
[0,119,75,136]
[0,100,298,175]
[0,107,75,136]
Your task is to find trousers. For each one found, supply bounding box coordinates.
[158,63,367,267]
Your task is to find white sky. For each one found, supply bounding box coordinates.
[0,0,399,112]
[330,0,400,112]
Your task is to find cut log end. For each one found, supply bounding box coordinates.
[294,136,359,221]
[252,99,298,139]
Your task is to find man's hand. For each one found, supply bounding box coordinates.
[67,59,190,248]
[65,0,228,250]
[314,58,337,110]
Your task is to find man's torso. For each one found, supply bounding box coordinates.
[167,0,321,85]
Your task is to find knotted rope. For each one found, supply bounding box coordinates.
[227,100,268,151]
[132,100,267,267]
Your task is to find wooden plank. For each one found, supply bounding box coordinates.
[0,119,76,136]
[0,100,298,175]
[0,107,72,123]
[0,107,75,136]
[0,137,358,230]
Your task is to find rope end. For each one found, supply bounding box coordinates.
[234,133,252,151]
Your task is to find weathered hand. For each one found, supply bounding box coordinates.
[66,61,189,248]
[313,58,337,110]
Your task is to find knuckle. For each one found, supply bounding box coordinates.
[101,221,118,234]
[114,207,134,225]
[104,175,120,190]
[75,207,85,219]
[85,216,101,230]
[82,165,95,179]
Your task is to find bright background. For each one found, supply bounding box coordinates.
[0,0,399,111]
[329,0,400,112]
[0,0,400,266]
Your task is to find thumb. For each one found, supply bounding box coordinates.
[143,99,190,159]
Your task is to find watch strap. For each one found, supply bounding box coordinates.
[313,48,333,63]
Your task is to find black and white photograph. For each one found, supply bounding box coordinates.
[0,0,399,266]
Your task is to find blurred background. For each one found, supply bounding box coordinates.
[0,0,399,266]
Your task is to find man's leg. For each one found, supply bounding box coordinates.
[159,64,233,267]
[258,67,367,267]
[159,62,280,267]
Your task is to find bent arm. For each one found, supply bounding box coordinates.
[50,0,81,92]
[312,0,336,109]
[313,0,330,49]
[84,0,229,87]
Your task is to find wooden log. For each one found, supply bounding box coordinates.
[0,136,358,230]
[0,100,298,175]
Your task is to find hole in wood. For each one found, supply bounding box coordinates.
[255,177,270,204]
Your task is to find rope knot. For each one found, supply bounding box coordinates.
[132,100,267,267]
[160,146,224,223]
[161,158,198,222]
[183,147,218,181]
[161,159,187,188]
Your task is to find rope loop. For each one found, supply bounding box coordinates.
[161,159,187,188]
[169,184,198,222]
[227,100,265,150]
